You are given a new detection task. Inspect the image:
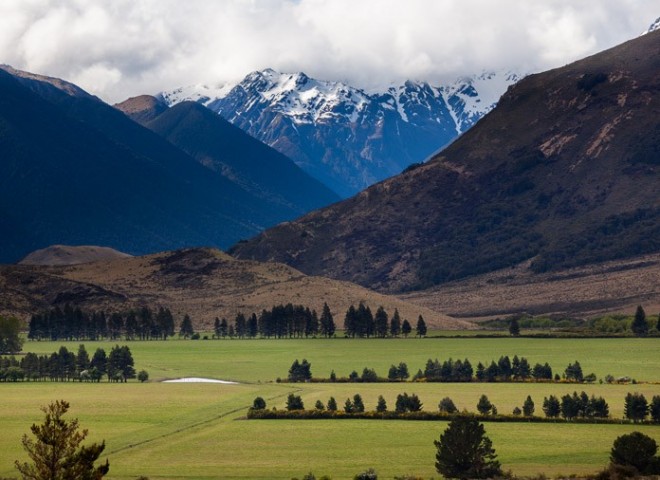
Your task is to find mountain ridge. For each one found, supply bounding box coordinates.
[159,69,521,196]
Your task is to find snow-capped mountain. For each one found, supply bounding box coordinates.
[643,17,660,34]
[159,69,520,197]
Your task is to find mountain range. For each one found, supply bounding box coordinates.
[230,29,660,292]
[159,69,520,197]
[0,66,337,263]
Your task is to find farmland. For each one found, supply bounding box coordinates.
[2,336,660,479]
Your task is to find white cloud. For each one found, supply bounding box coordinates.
[0,0,656,103]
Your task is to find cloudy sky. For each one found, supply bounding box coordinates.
[0,0,656,103]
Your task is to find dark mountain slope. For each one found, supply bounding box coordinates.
[230,31,660,292]
[141,101,339,212]
[0,67,332,263]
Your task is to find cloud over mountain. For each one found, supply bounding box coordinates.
[0,1,655,102]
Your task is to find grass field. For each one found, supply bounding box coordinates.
[2,336,660,479]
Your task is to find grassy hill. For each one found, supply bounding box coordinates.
[0,247,467,329]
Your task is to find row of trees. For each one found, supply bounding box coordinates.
[343,304,426,338]
[28,305,179,341]
[213,303,335,339]
[253,391,660,423]
[0,344,137,382]
[286,357,596,384]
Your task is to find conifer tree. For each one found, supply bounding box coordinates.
[401,319,412,337]
[390,309,401,337]
[631,305,649,336]
[416,315,427,337]
[434,417,501,479]
[15,400,109,480]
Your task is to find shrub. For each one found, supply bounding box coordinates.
[137,370,149,383]
[353,468,377,480]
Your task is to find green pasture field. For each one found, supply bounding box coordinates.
[2,336,659,479]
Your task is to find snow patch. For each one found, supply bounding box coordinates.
[162,377,239,384]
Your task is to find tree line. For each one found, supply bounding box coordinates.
[249,391,660,424]
[284,357,598,384]
[0,344,140,382]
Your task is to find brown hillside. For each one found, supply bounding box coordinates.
[230,31,660,293]
[400,253,660,321]
[0,248,468,330]
[19,245,131,266]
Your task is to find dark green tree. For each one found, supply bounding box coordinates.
[631,305,649,336]
[522,395,535,417]
[252,397,266,410]
[416,315,427,337]
[15,400,109,480]
[76,344,90,375]
[0,316,24,354]
[388,364,399,381]
[651,395,660,423]
[376,395,387,413]
[610,431,658,473]
[476,395,493,415]
[438,397,458,414]
[542,395,561,418]
[352,394,365,413]
[285,394,304,411]
[343,398,354,413]
[361,367,378,382]
[509,317,520,336]
[107,345,135,382]
[397,362,409,381]
[137,370,149,383]
[624,392,649,422]
[390,309,401,337]
[401,319,412,337]
[327,397,338,412]
[314,400,325,411]
[374,306,389,338]
[288,359,312,382]
[179,314,194,339]
[320,303,336,338]
[434,416,502,479]
[564,361,584,382]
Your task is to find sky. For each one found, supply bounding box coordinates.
[0,0,657,103]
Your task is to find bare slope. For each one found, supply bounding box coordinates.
[0,248,467,330]
[19,245,131,266]
[231,31,660,292]
[401,253,660,321]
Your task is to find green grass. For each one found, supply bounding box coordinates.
[2,336,660,479]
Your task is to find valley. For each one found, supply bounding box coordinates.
[1,7,659,480]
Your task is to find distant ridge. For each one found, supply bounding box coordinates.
[160,69,521,197]
[20,245,131,266]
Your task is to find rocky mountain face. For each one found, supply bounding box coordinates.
[0,67,337,263]
[160,69,520,197]
[230,31,660,292]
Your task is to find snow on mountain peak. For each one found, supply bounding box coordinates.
[642,17,660,35]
